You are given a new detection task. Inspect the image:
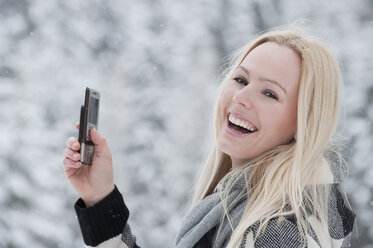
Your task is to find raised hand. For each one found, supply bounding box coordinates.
[63,125,115,207]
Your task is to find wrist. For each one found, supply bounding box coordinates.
[74,186,129,246]
[83,185,115,207]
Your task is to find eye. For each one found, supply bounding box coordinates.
[263,91,279,100]
[233,77,248,86]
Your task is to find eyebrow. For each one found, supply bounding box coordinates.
[237,66,287,94]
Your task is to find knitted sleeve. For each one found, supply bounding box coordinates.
[74,186,140,248]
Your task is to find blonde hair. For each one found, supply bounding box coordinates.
[191,28,342,247]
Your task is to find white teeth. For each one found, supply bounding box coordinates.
[228,115,257,132]
[238,121,245,128]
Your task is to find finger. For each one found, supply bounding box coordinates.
[76,122,80,130]
[63,148,81,161]
[66,137,80,151]
[63,161,79,179]
[64,167,77,178]
[63,157,82,169]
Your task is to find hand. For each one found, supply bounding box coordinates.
[63,124,115,207]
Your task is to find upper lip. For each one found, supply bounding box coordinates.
[227,112,258,130]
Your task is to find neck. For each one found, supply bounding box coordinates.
[230,157,249,169]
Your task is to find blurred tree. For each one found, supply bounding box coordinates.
[0,0,372,247]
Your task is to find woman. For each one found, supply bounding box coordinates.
[63,28,355,247]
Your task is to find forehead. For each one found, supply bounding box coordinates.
[240,42,302,92]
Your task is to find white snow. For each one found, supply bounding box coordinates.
[0,0,372,247]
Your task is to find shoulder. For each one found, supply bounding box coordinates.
[324,183,355,246]
[328,183,355,234]
[303,183,355,248]
[240,184,355,248]
[240,218,304,248]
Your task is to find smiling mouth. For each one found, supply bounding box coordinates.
[227,114,257,134]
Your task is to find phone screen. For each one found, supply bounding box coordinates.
[88,97,99,124]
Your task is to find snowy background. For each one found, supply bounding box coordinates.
[0,0,372,247]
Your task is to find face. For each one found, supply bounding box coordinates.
[218,42,301,168]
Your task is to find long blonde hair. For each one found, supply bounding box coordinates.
[191,28,342,247]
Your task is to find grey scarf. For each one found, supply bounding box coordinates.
[175,172,248,248]
[174,169,355,248]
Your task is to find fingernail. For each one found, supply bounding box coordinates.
[73,153,79,159]
[72,143,77,149]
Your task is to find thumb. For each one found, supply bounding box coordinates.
[90,128,106,146]
[89,128,112,165]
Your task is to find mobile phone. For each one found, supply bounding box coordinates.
[78,87,100,165]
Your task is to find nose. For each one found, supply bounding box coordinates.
[233,86,254,109]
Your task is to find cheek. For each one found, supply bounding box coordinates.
[261,105,297,139]
[282,101,298,133]
[278,116,297,137]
